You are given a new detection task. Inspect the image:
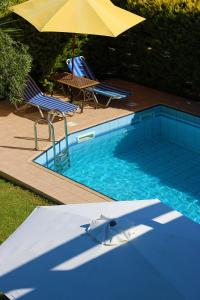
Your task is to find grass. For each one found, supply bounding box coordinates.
[0,177,56,244]
[0,293,8,300]
[0,177,56,299]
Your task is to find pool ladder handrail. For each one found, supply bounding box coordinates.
[34,113,70,169]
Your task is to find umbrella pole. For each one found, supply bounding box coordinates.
[72,33,76,79]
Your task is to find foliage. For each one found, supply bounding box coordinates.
[0,177,55,244]
[0,1,22,38]
[0,0,85,89]
[0,18,21,35]
[0,1,32,103]
[0,31,32,103]
[0,177,55,298]
[0,178,55,298]
[0,0,25,16]
[0,293,8,300]
[84,0,200,100]
[2,0,200,100]
[16,22,87,90]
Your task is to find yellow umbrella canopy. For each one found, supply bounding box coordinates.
[10,0,145,37]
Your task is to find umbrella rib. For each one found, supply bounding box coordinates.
[86,0,116,37]
[41,1,70,32]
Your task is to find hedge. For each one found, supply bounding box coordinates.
[0,31,32,103]
[3,0,200,100]
[84,0,200,100]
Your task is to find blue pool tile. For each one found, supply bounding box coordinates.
[35,154,46,165]
[108,119,119,131]
[119,114,135,128]
[34,105,200,223]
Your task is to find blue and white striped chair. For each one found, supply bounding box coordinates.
[66,56,132,107]
[23,76,78,119]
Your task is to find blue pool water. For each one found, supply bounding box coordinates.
[35,105,200,223]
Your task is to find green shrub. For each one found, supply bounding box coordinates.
[15,22,87,90]
[3,0,200,100]
[0,0,25,15]
[0,30,32,103]
[84,0,200,100]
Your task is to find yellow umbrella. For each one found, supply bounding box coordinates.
[11,0,144,36]
[10,0,145,75]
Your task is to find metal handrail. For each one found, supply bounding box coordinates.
[62,113,69,149]
[34,113,70,168]
[34,118,56,160]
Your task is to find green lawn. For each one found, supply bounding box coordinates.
[0,178,56,299]
[0,177,56,244]
[0,293,8,300]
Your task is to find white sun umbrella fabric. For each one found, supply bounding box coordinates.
[0,200,200,300]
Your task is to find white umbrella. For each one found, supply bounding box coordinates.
[0,200,200,300]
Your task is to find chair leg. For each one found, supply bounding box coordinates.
[105,97,113,107]
[81,90,86,113]
[47,112,56,141]
[14,103,29,112]
[48,112,55,123]
[91,91,100,109]
[61,84,69,98]
[37,106,44,118]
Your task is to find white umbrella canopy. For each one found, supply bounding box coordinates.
[0,200,200,300]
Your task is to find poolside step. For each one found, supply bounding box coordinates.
[55,150,70,171]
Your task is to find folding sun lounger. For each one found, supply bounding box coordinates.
[66,56,132,107]
[22,76,78,120]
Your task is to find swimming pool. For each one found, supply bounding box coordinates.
[35,105,200,223]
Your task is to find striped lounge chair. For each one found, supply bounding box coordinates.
[66,56,132,107]
[23,76,78,119]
